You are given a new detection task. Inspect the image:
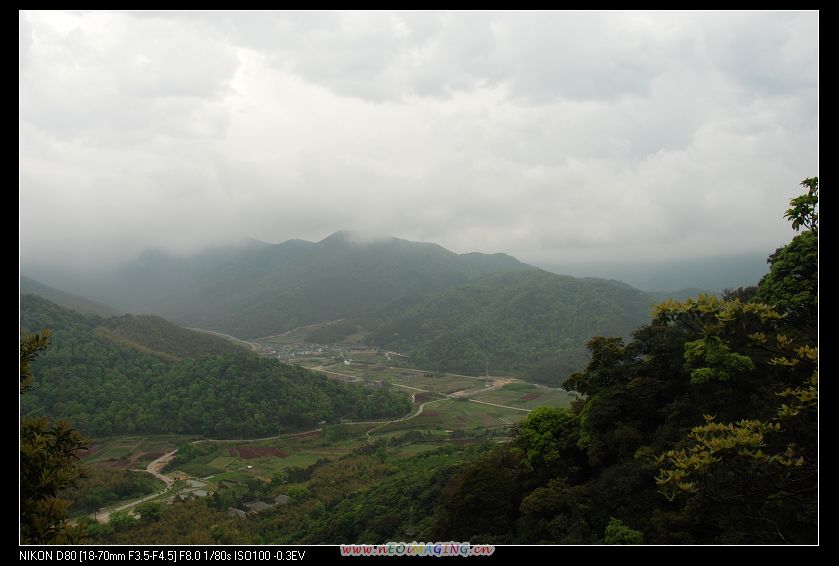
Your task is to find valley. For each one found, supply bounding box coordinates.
[76,326,577,524]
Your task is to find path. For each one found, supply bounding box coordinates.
[365,397,448,441]
[187,327,258,351]
[89,449,178,522]
[92,489,166,523]
[193,428,323,445]
[146,449,177,488]
[254,319,347,342]
[466,398,532,412]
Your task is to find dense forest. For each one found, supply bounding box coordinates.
[67,468,163,516]
[20,295,411,437]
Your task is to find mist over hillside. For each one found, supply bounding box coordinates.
[22,232,722,385]
[538,253,769,293]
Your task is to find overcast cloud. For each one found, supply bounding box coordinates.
[19,11,818,271]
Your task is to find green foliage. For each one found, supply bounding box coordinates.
[108,511,138,532]
[517,407,575,469]
[20,329,50,394]
[784,177,818,233]
[285,486,311,502]
[754,231,818,328]
[20,330,87,544]
[649,263,816,541]
[754,177,818,329]
[563,336,635,395]
[683,336,754,384]
[135,502,164,523]
[21,419,87,544]
[656,374,816,544]
[604,517,643,544]
[657,416,781,500]
[68,468,163,515]
[21,295,411,437]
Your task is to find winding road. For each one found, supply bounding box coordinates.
[91,449,178,523]
[365,397,448,440]
[146,449,177,489]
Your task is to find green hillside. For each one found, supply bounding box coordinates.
[370,269,655,384]
[41,232,528,339]
[97,314,246,360]
[21,275,119,317]
[25,237,695,385]
[20,295,410,437]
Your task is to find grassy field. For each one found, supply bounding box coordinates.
[469,383,577,409]
[370,398,523,435]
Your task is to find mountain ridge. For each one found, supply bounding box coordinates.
[22,232,721,382]
[26,232,530,339]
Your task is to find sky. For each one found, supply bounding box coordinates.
[19,10,818,275]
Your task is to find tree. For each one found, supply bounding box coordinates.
[784,177,818,233]
[517,407,577,470]
[20,330,87,544]
[651,178,819,543]
[656,366,817,543]
[563,336,636,396]
[754,231,818,329]
[604,517,643,544]
[135,502,164,523]
[755,177,818,329]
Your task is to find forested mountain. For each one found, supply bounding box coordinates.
[24,233,692,383]
[21,275,119,317]
[370,269,656,383]
[20,295,410,437]
[31,232,528,339]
